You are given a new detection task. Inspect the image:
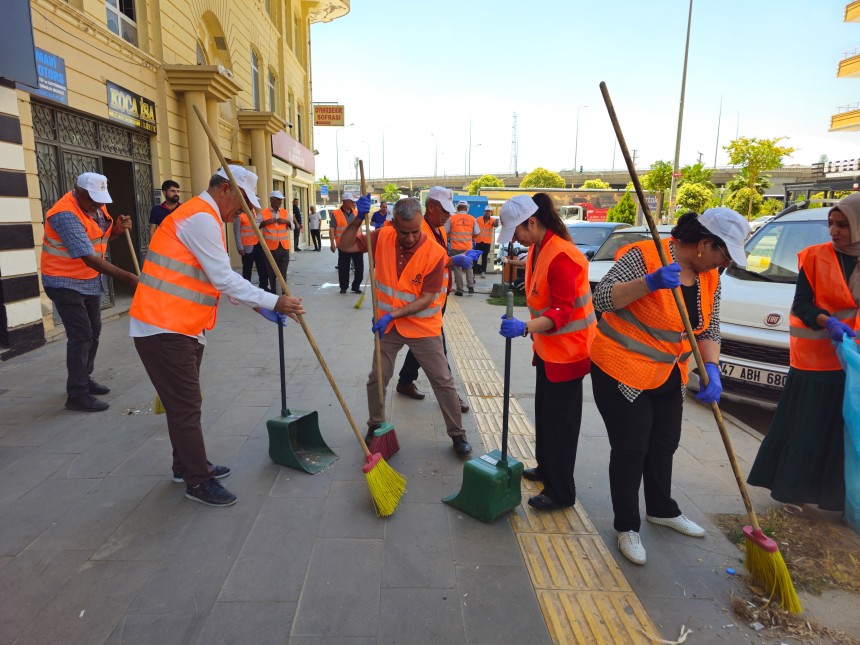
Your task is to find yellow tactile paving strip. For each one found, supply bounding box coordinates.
[445,299,660,644]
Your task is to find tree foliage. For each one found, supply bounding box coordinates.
[724,136,794,217]
[317,175,332,189]
[579,178,610,190]
[725,187,762,217]
[641,160,673,193]
[760,199,784,216]
[468,173,505,195]
[680,161,715,191]
[725,168,771,195]
[519,167,566,189]
[606,191,636,225]
[676,183,713,214]
[381,183,400,203]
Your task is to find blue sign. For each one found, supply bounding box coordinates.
[18,48,68,105]
[320,185,329,198]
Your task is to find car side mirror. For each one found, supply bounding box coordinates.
[585,250,595,260]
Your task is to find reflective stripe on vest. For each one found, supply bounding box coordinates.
[261,208,290,250]
[129,196,223,335]
[41,191,112,280]
[789,243,860,371]
[331,209,350,246]
[239,212,258,247]
[374,226,449,338]
[476,217,496,244]
[590,239,717,390]
[449,213,475,251]
[523,233,597,363]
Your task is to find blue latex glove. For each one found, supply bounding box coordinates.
[371,313,394,338]
[356,194,372,217]
[825,316,857,343]
[452,254,473,269]
[644,262,682,292]
[695,362,722,405]
[465,249,483,262]
[258,308,287,326]
[499,314,527,339]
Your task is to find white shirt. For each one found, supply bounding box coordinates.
[130,191,279,344]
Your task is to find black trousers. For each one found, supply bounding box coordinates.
[266,246,290,294]
[310,229,321,250]
[240,244,269,291]
[591,363,683,532]
[294,228,302,251]
[475,242,491,274]
[337,250,364,291]
[534,356,583,505]
[44,286,102,399]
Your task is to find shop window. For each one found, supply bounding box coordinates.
[106,0,137,46]
[251,50,261,110]
[268,71,277,113]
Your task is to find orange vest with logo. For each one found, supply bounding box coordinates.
[129,196,223,336]
[41,192,112,280]
[261,208,290,250]
[448,212,475,251]
[525,234,597,363]
[789,243,859,371]
[476,216,496,244]
[239,211,259,247]
[374,226,448,338]
[331,208,353,247]
[591,239,718,390]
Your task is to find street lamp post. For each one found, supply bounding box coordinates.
[668,0,694,215]
[335,122,354,202]
[574,105,587,180]
[466,142,482,177]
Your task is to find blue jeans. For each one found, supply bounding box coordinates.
[44,287,102,399]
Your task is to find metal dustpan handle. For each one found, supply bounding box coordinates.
[278,318,288,418]
[501,290,514,463]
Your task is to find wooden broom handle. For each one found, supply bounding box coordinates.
[123,228,141,276]
[191,104,370,456]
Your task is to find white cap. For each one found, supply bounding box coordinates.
[217,165,261,209]
[456,200,469,209]
[269,190,285,200]
[428,186,455,213]
[342,191,360,202]
[497,195,537,244]
[76,172,112,204]
[698,207,750,267]
[484,204,493,211]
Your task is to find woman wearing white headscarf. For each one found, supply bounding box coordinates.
[748,193,860,513]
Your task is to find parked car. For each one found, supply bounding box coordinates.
[748,214,775,236]
[566,221,630,259]
[587,225,674,294]
[686,202,833,408]
[316,206,334,239]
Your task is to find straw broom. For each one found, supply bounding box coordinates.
[599,82,801,613]
[191,105,405,516]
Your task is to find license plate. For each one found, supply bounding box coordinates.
[720,362,786,388]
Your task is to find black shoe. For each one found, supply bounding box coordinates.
[185,478,237,506]
[351,288,363,294]
[340,289,347,294]
[396,382,425,400]
[364,423,381,448]
[295,248,302,252]
[468,287,474,294]
[459,396,470,414]
[527,493,569,511]
[454,291,463,296]
[65,394,109,412]
[88,379,110,395]
[173,462,230,483]
[452,436,472,456]
[522,468,542,481]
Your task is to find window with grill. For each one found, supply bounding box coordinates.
[268,71,277,113]
[106,0,137,46]
[251,50,260,110]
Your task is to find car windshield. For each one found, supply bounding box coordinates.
[567,226,614,247]
[727,220,830,284]
[592,230,670,261]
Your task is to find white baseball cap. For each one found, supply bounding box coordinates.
[342,191,360,203]
[217,165,261,209]
[484,204,493,212]
[698,207,750,267]
[456,200,469,209]
[76,172,112,204]
[269,190,285,200]
[428,186,455,213]
[497,195,538,244]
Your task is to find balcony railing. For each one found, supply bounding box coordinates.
[835,102,860,114]
[844,47,860,60]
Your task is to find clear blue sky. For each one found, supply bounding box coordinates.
[311,1,859,183]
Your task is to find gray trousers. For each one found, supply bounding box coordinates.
[448,249,474,291]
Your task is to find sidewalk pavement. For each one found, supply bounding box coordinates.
[0,250,798,644]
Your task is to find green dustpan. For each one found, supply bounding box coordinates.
[266,320,338,474]
[443,290,523,521]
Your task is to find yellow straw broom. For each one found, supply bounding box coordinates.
[599,81,801,613]
[192,105,405,515]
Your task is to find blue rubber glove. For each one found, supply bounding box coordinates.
[356,194,372,217]
[695,362,722,405]
[644,262,682,292]
[258,308,287,326]
[499,314,527,339]
[825,316,857,343]
[465,249,483,262]
[371,313,394,338]
[452,254,473,269]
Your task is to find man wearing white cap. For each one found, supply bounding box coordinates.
[130,166,306,507]
[41,172,140,412]
[260,190,293,291]
[330,191,365,294]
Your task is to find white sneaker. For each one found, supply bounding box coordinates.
[617,531,646,565]
[646,514,705,537]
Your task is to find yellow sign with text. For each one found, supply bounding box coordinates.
[313,104,344,127]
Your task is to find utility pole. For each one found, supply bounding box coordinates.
[668,0,694,217]
[510,113,518,176]
[631,149,639,168]
[713,95,722,169]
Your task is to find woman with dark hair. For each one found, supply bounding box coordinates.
[748,193,860,514]
[590,208,749,564]
[497,194,597,510]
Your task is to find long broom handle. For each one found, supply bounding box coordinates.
[358,163,387,422]
[501,290,513,463]
[191,104,371,458]
[124,228,140,276]
[599,82,762,533]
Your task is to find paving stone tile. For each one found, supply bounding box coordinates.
[636,596,759,644]
[378,587,465,644]
[316,494,385,539]
[446,505,524,566]
[0,452,75,510]
[103,613,205,645]
[291,538,382,638]
[382,502,455,589]
[207,405,270,436]
[196,601,296,645]
[61,426,159,479]
[35,422,114,455]
[110,434,174,477]
[393,458,443,504]
[0,445,31,470]
[288,638,376,645]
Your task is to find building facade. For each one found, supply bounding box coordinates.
[0,0,347,358]
[832,1,860,131]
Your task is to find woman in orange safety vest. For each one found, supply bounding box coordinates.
[748,193,860,515]
[498,194,597,512]
[590,208,749,566]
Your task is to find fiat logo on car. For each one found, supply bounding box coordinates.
[765,313,782,326]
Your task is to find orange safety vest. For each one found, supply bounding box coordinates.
[374,226,448,338]
[422,219,451,290]
[260,208,290,250]
[129,196,223,336]
[41,192,112,280]
[239,211,259,248]
[448,212,475,251]
[591,239,718,390]
[789,243,859,371]
[525,234,597,363]
[476,216,497,244]
[330,208,353,247]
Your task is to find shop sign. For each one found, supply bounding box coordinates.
[18,47,67,105]
[313,104,344,127]
[106,81,157,134]
[272,129,315,174]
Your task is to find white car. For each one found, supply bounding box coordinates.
[316,206,334,239]
[748,214,775,235]
[587,225,674,293]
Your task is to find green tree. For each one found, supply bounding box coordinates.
[468,173,505,195]
[725,187,763,217]
[759,199,784,216]
[641,160,673,193]
[579,178,610,189]
[519,167,566,189]
[606,191,636,225]
[724,136,794,218]
[676,183,713,213]
[317,175,332,189]
[381,183,400,203]
[725,168,771,196]
[679,161,715,191]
